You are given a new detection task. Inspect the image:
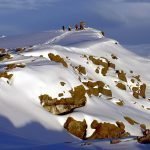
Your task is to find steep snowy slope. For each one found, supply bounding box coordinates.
[0,28,150,149]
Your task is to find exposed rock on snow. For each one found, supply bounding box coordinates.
[88,120,129,140]
[64,117,87,139]
[39,85,87,115]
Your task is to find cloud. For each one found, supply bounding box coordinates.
[91,0,150,26]
[0,0,58,9]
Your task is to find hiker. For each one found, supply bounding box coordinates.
[75,24,79,30]
[80,21,85,30]
[68,26,72,31]
[62,26,65,31]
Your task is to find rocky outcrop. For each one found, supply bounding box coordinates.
[39,85,86,115]
[48,53,68,67]
[132,84,146,99]
[137,128,150,144]
[64,117,87,139]
[82,81,112,97]
[88,120,128,139]
[89,56,109,76]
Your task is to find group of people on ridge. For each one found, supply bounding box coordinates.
[62,22,85,31]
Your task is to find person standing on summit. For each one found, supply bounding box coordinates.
[75,24,79,30]
[62,26,65,31]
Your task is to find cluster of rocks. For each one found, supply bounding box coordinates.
[64,117,129,140]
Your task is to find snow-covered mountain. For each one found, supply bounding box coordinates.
[0,28,150,149]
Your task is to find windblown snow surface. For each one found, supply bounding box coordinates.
[0,28,150,149]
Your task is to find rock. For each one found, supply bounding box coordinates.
[6,63,25,70]
[48,53,68,67]
[117,70,127,82]
[0,53,11,61]
[95,68,99,74]
[137,133,150,144]
[133,75,141,82]
[0,72,13,80]
[75,65,86,75]
[116,83,126,90]
[111,54,118,60]
[39,85,86,115]
[101,67,108,76]
[64,117,87,139]
[139,84,146,98]
[16,48,25,53]
[101,88,112,97]
[124,116,139,125]
[140,124,146,131]
[88,121,127,140]
[60,82,66,86]
[116,100,124,106]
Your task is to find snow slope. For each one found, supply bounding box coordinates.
[0,28,150,149]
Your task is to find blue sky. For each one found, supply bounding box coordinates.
[0,0,150,44]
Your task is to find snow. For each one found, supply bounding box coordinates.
[0,28,150,149]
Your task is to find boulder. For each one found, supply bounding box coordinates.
[64,117,87,139]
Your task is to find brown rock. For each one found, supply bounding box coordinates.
[88,121,127,140]
[124,116,139,125]
[6,63,25,70]
[131,79,135,83]
[117,70,127,82]
[133,75,141,82]
[116,83,126,90]
[48,53,68,67]
[101,67,108,76]
[101,88,112,97]
[60,82,66,86]
[109,62,115,69]
[95,68,99,74]
[39,85,87,115]
[137,134,150,144]
[116,100,124,106]
[64,117,87,139]
[0,71,13,80]
[139,84,146,98]
[75,65,86,75]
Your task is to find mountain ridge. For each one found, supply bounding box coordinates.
[0,28,150,149]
